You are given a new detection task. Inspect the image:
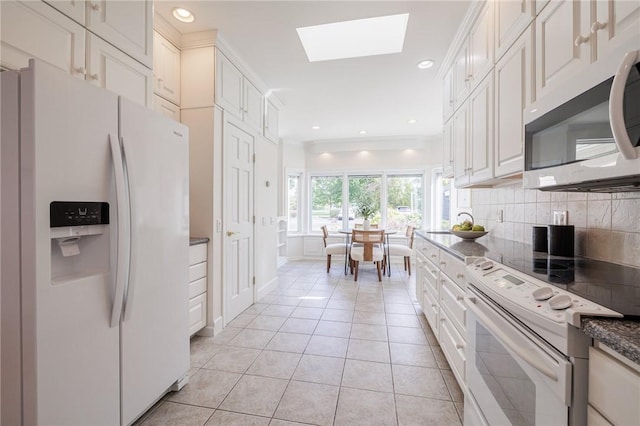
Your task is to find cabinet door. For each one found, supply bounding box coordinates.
[154,95,180,121]
[87,34,153,107]
[453,102,469,188]
[469,73,494,184]
[264,99,279,142]
[495,26,534,177]
[453,41,470,105]
[0,0,86,78]
[43,0,85,25]
[442,67,455,121]
[495,0,534,60]
[442,119,454,178]
[153,31,181,105]
[244,78,263,132]
[536,0,591,100]
[86,0,152,68]
[468,0,494,90]
[189,293,207,336]
[215,50,243,118]
[594,0,640,61]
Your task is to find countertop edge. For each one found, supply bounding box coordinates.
[581,318,640,365]
[190,237,210,246]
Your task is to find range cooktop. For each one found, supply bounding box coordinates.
[482,242,640,318]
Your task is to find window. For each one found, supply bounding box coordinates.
[310,175,343,231]
[348,175,381,228]
[386,174,423,230]
[287,174,301,232]
[432,170,452,230]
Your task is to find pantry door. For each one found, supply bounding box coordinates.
[223,119,255,322]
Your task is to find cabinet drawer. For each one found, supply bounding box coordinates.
[440,274,466,336]
[422,290,439,340]
[189,261,207,282]
[189,243,207,265]
[189,277,206,299]
[589,346,640,425]
[189,293,206,336]
[440,314,466,386]
[418,241,440,264]
[423,259,440,300]
[439,251,466,289]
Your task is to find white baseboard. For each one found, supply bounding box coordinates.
[213,316,224,334]
[196,326,214,337]
[257,276,278,301]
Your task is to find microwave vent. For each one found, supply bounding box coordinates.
[538,175,640,193]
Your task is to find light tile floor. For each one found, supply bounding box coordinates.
[136,260,464,426]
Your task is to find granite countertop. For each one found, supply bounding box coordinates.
[416,230,640,366]
[190,237,209,246]
[581,318,640,364]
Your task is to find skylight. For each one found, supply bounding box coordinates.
[296,13,409,62]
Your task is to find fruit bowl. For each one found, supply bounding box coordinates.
[450,230,489,241]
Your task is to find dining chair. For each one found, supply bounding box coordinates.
[354,223,379,229]
[386,225,415,275]
[321,225,346,273]
[349,229,385,281]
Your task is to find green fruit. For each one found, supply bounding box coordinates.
[472,224,485,232]
[460,223,472,231]
[452,225,461,231]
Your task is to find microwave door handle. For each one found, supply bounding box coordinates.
[465,294,559,382]
[609,50,639,160]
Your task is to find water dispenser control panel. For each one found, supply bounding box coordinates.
[50,201,109,227]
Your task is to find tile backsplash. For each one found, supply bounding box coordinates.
[470,184,640,268]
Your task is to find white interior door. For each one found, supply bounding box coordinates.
[224,119,254,322]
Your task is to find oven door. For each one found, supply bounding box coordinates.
[465,285,572,426]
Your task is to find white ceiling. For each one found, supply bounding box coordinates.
[154,1,471,143]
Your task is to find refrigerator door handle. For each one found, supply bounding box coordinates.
[109,134,130,328]
[121,136,137,322]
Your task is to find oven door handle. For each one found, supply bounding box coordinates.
[466,295,559,382]
[609,50,638,160]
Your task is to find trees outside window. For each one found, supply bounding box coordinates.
[348,176,381,228]
[287,174,300,232]
[386,175,423,230]
[310,176,342,231]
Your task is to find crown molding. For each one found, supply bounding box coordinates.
[306,136,432,154]
[153,12,182,48]
[180,30,218,49]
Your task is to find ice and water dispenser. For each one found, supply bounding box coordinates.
[50,201,110,283]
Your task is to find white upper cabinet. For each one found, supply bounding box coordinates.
[468,0,495,90]
[264,99,279,143]
[215,50,244,118]
[453,102,469,187]
[87,33,153,107]
[244,79,263,132]
[495,0,535,60]
[442,119,454,178]
[44,0,85,25]
[153,31,180,105]
[593,0,640,61]
[154,95,180,121]
[86,0,153,68]
[468,73,494,184]
[494,25,534,178]
[442,67,455,121]
[536,0,592,100]
[453,41,470,105]
[0,0,86,78]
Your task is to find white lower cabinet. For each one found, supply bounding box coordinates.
[86,34,153,107]
[0,0,86,76]
[189,243,208,336]
[588,344,640,426]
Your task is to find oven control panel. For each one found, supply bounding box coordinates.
[466,257,622,326]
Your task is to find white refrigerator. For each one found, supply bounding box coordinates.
[1,59,190,425]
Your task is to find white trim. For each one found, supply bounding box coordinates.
[180,30,218,49]
[153,12,182,48]
[196,326,214,337]
[256,276,278,302]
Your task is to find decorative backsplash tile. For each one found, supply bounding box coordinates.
[470,184,640,268]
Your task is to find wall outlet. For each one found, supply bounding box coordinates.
[496,209,503,223]
[553,210,568,225]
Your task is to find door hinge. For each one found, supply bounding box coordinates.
[253,215,256,224]
[253,276,256,285]
[253,153,256,163]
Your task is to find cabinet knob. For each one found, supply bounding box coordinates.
[89,73,99,81]
[89,2,100,11]
[456,295,464,301]
[591,20,607,33]
[227,231,237,237]
[574,35,589,46]
[440,261,446,266]
[74,67,86,76]
[431,254,437,258]
[456,343,465,350]
[456,273,464,279]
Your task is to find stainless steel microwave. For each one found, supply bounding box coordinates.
[523,50,640,192]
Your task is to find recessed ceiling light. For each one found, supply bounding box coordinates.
[173,7,195,23]
[417,59,434,69]
[296,14,409,62]
[407,119,417,124]
[359,130,368,135]
[311,125,321,130]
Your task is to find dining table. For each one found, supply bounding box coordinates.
[337,229,397,277]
